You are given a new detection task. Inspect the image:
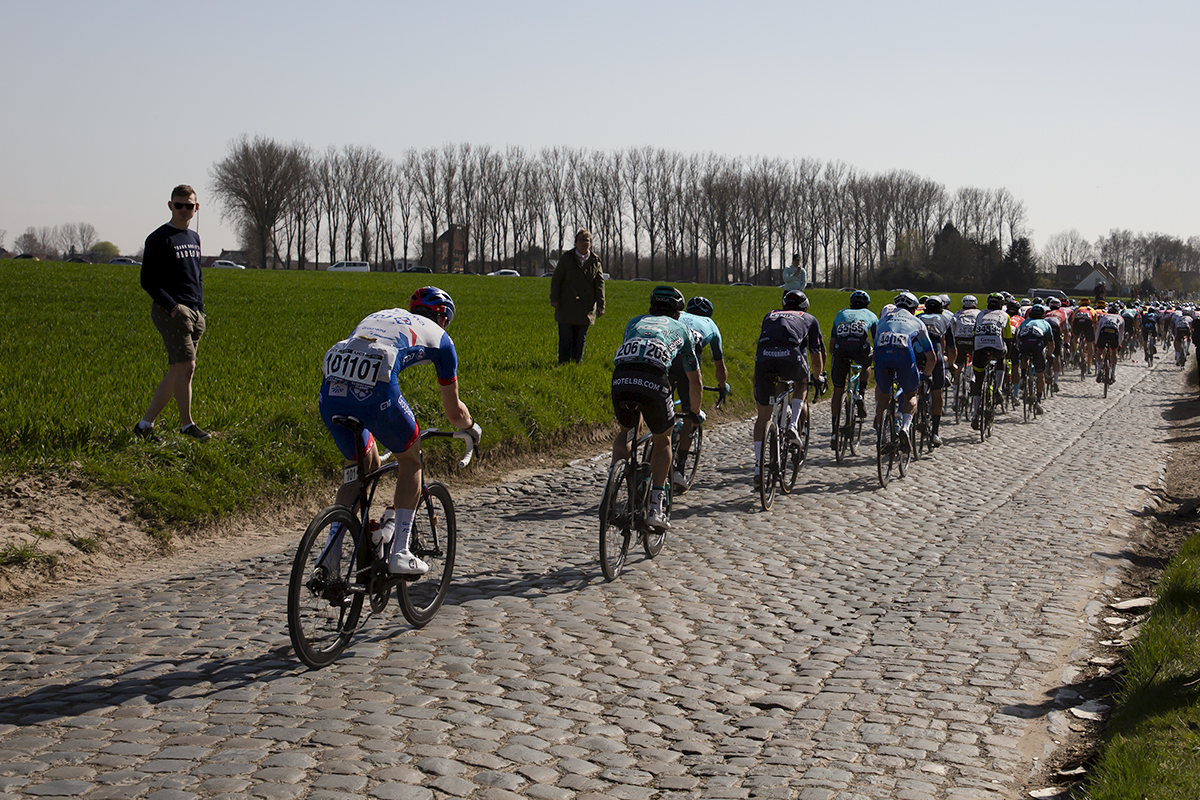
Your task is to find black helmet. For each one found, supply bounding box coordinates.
[849,290,871,309]
[782,290,810,311]
[686,296,714,317]
[649,285,685,315]
[924,296,944,314]
[1029,304,1046,319]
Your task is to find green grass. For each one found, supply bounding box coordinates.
[0,261,942,527]
[1085,532,1200,799]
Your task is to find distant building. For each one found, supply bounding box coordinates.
[1055,261,1120,293]
[422,224,468,273]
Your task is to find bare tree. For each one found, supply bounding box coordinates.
[1042,229,1095,268]
[210,135,307,269]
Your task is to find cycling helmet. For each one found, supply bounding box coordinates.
[939,294,951,307]
[1006,300,1021,315]
[1108,302,1121,313]
[1048,297,1062,309]
[1029,304,1046,319]
[924,296,944,314]
[409,286,456,328]
[649,285,685,315]
[986,292,1005,310]
[685,296,714,317]
[961,295,978,310]
[1021,297,1032,307]
[918,295,929,306]
[783,290,810,311]
[894,291,919,312]
[849,289,871,309]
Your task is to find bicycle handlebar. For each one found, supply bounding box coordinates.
[421,429,477,469]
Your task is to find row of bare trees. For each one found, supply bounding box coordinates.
[9,222,103,260]
[1042,229,1200,288]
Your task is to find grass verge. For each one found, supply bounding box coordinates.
[1085,531,1200,799]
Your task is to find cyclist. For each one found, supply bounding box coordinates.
[1005,299,1025,397]
[1170,304,1192,366]
[1119,302,1140,358]
[1140,303,1160,356]
[950,295,981,386]
[672,296,728,490]
[828,290,878,450]
[970,292,1012,430]
[1044,297,1068,391]
[1016,304,1054,413]
[610,285,702,531]
[873,292,935,450]
[1095,302,1124,383]
[1070,299,1097,374]
[916,295,956,447]
[319,287,480,576]
[753,290,826,488]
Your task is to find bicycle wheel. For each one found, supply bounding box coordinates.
[1022,369,1033,423]
[983,374,997,439]
[678,424,703,492]
[781,415,805,494]
[598,461,632,581]
[850,404,863,455]
[642,483,667,558]
[397,482,457,627]
[288,505,365,669]
[835,391,853,463]
[1146,342,1154,368]
[761,421,779,510]
[877,405,895,488]
[913,384,929,460]
[1103,361,1110,398]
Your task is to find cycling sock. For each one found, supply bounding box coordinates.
[390,508,416,553]
[932,415,941,435]
[791,399,805,429]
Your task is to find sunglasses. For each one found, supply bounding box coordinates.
[172,202,197,210]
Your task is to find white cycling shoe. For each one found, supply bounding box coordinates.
[389,548,429,576]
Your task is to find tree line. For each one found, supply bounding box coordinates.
[5,223,119,262]
[205,135,1197,292]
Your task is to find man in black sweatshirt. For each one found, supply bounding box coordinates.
[134,184,211,441]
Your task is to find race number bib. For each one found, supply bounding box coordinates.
[615,337,672,370]
[323,339,396,386]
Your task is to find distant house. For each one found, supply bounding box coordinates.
[1055,261,1120,293]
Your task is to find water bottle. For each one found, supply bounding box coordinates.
[372,507,395,559]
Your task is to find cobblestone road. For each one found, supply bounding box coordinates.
[0,360,1185,800]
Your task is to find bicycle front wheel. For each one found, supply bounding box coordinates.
[836,392,853,463]
[288,505,365,669]
[679,424,703,492]
[398,481,457,627]
[761,421,779,510]
[599,461,632,581]
[876,407,895,488]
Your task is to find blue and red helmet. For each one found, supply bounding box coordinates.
[409,286,456,328]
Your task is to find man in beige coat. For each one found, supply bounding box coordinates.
[550,229,606,363]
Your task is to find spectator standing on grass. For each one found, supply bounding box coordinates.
[550,229,605,364]
[134,184,211,442]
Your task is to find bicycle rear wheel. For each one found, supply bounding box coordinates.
[599,461,632,581]
[761,421,779,510]
[398,481,457,627]
[835,392,853,463]
[913,384,929,460]
[288,505,365,669]
[678,424,703,492]
[876,406,895,488]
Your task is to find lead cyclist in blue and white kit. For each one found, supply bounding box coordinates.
[319,287,481,575]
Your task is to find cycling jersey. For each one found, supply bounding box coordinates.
[972,309,1012,352]
[614,314,699,374]
[319,309,459,458]
[829,308,879,355]
[1095,313,1124,349]
[754,309,824,405]
[1017,318,1053,350]
[677,311,725,362]
[874,309,934,394]
[917,311,952,390]
[1171,310,1192,336]
[951,308,980,343]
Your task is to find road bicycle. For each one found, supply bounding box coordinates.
[287,416,474,669]
[952,364,972,425]
[834,364,866,464]
[600,404,691,580]
[912,374,933,459]
[759,379,808,511]
[1019,354,1040,423]
[1098,350,1116,397]
[1144,331,1156,368]
[669,386,727,495]
[972,359,1002,442]
[875,378,910,488]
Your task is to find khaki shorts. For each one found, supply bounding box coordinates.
[151,302,205,364]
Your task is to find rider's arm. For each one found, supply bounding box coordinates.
[922,349,936,375]
[687,369,703,414]
[713,358,728,391]
[438,381,472,430]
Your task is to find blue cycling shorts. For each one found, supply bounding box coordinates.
[874,352,920,395]
[319,378,419,459]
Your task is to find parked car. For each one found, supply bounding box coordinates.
[487,269,521,277]
[210,259,246,269]
[731,282,753,287]
[110,257,140,265]
[15,253,39,260]
[327,261,370,272]
[404,266,432,273]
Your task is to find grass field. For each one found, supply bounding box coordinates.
[1,260,915,526]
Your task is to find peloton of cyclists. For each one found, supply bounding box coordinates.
[752,290,826,490]
[610,285,703,531]
[827,290,878,451]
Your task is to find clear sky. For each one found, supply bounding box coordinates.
[3,0,1197,258]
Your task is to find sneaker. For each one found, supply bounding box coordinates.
[646,503,671,531]
[930,434,943,448]
[388,548,429,576]
[181,423,212,442]
[133,422,157,441]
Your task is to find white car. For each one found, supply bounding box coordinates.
[328,261,370,272]
[210,260,246,269]
[487,269,521,277]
